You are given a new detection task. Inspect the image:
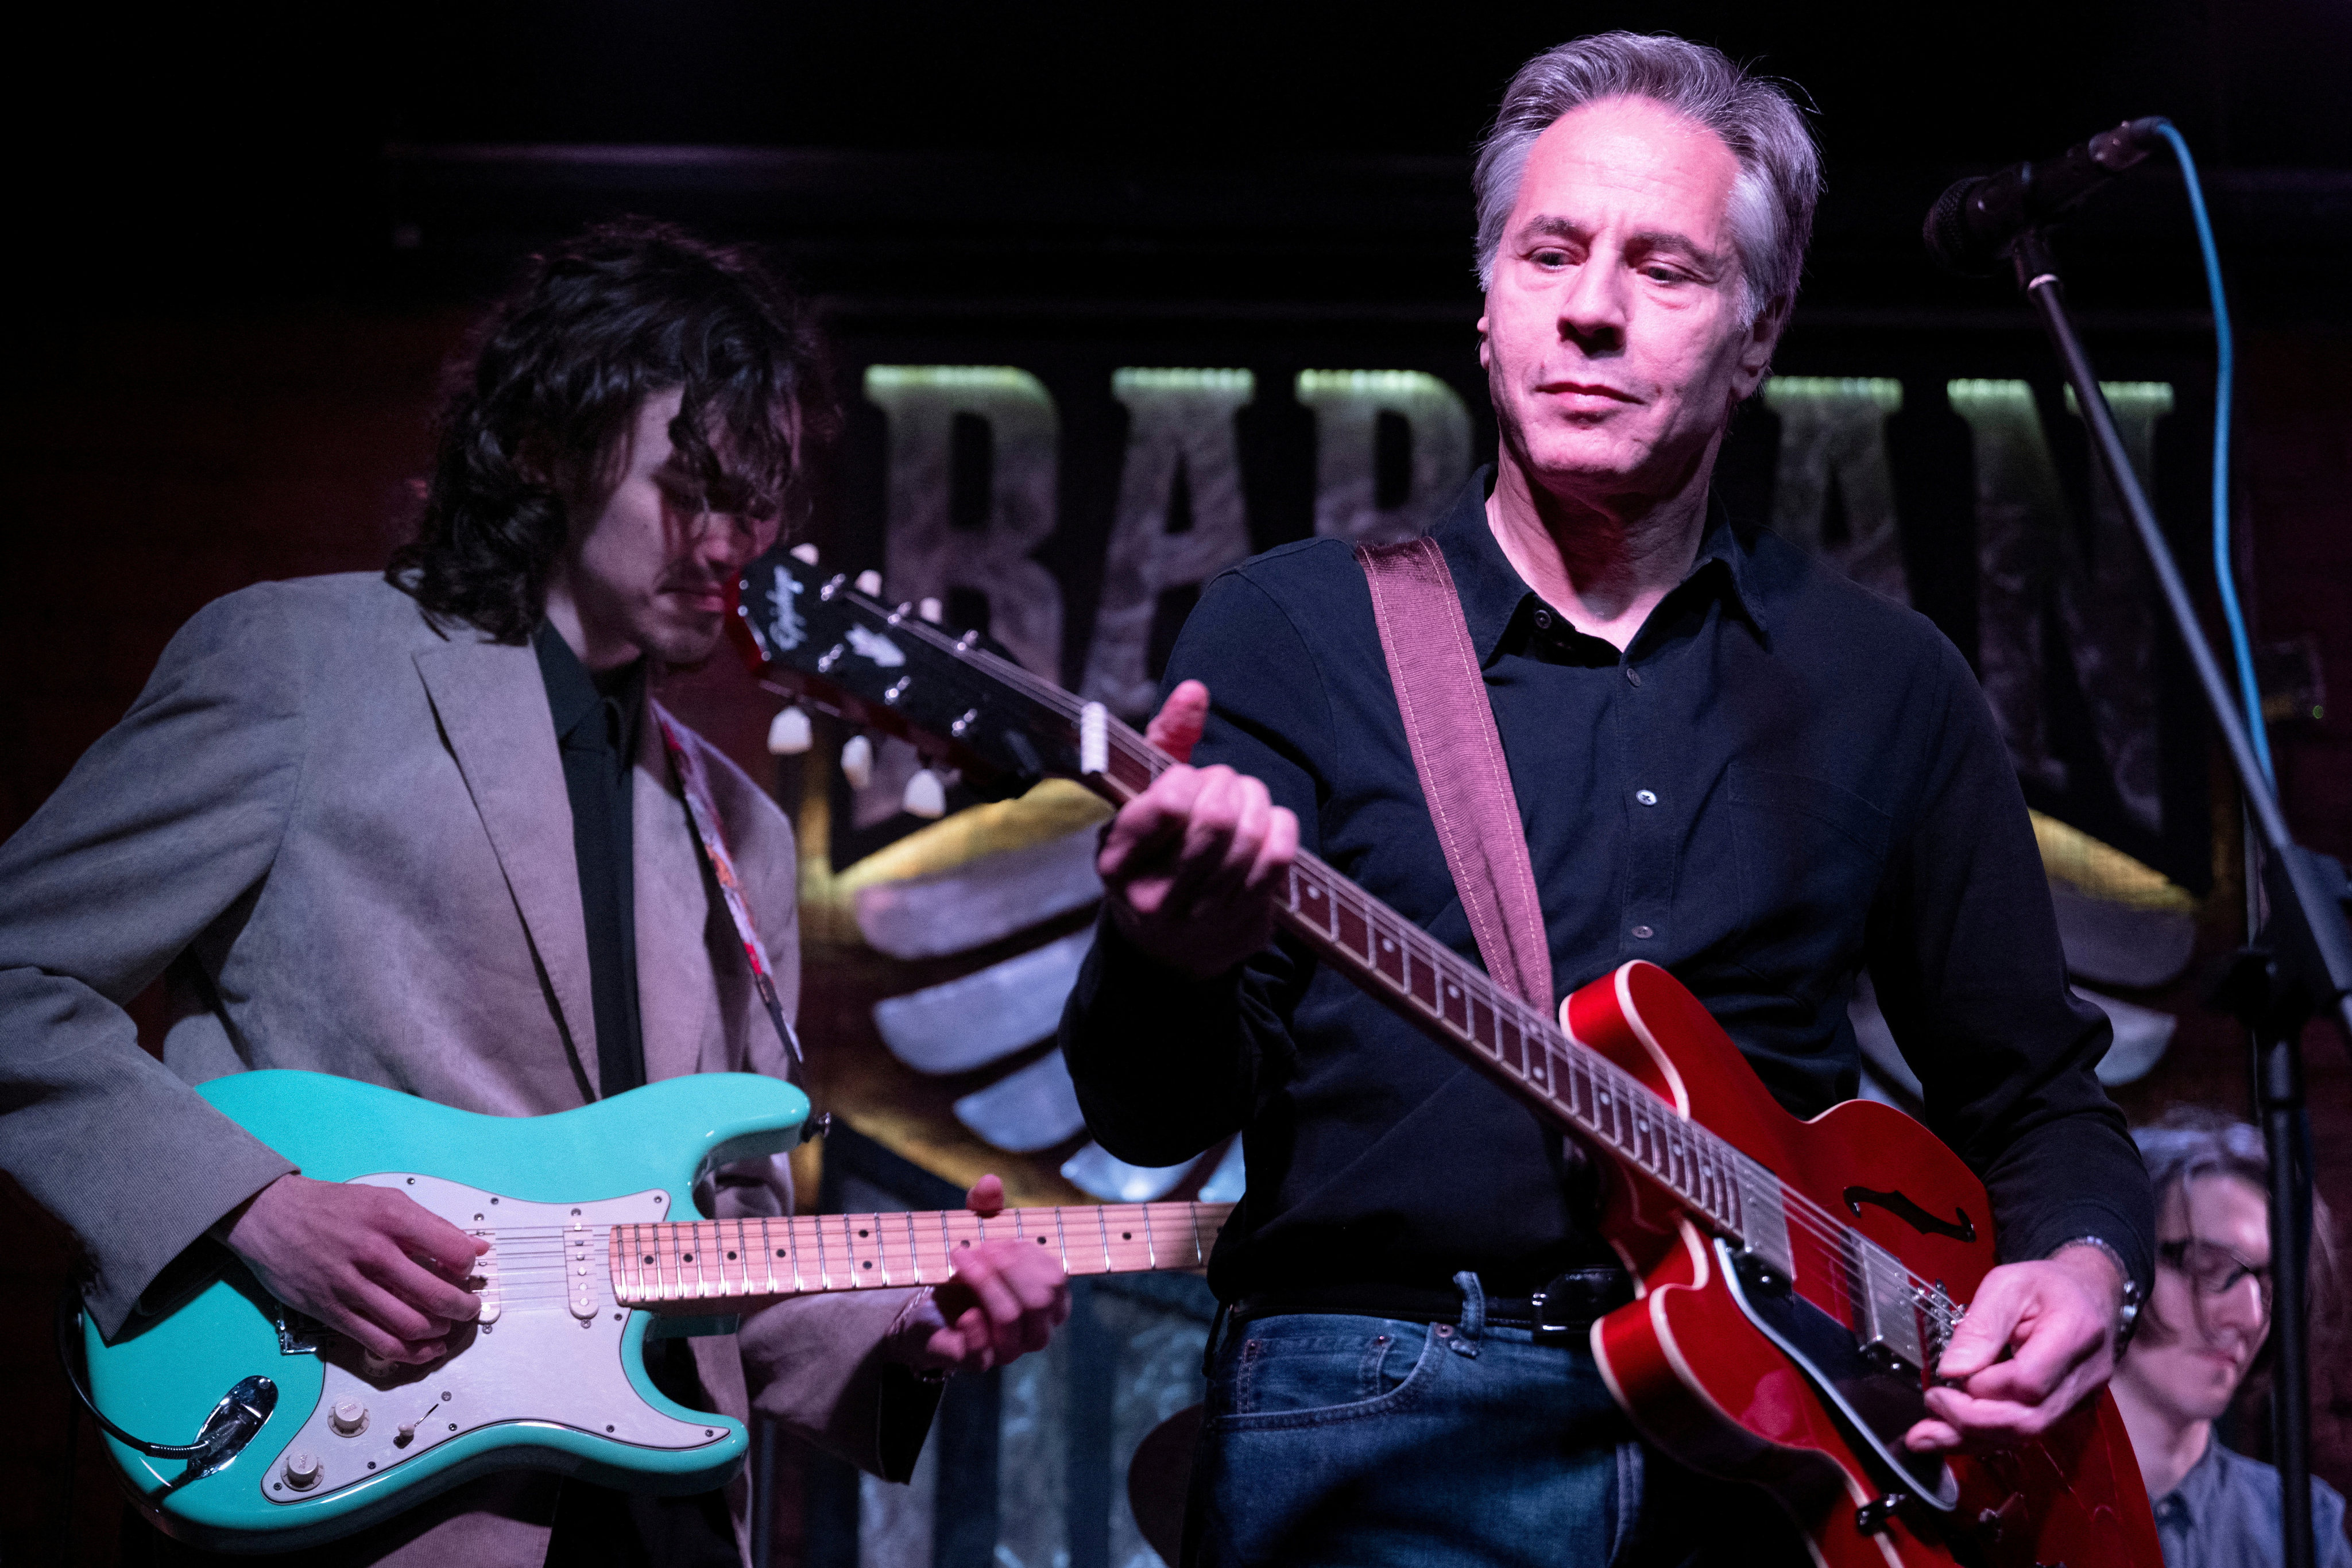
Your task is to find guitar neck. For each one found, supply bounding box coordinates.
[1270,853,1763,1244]
[1045,679,1770,1256]
[609,1201,1231,1312]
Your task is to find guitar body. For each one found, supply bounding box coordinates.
[85,1070,808,1552]
[1573,963,2158,1568]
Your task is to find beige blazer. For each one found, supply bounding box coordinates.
[0,574,923,1565]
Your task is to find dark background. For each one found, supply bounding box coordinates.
[6,3,2352,1562]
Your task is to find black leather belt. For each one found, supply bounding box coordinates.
[1229,1268,1634,1338]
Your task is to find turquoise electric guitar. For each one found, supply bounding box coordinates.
[77,1070,1229,1551]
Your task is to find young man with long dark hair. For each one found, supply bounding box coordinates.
[0,220,1068,1567]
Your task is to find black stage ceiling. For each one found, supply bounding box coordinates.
[13,1,2352,321]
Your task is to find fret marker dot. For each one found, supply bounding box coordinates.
[1381,939,1395,951]
[857,1228,869,1238]
[862,1261,872,1269]
[682,1254,693,1262]
[1446,984,1459,997]
[1122,1232,1132,1240]
[643,1256,655,1265]
[777,1249,787,1257]
[1037,1236,1050,1244]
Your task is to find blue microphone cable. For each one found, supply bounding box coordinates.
[2151,119,2273,787]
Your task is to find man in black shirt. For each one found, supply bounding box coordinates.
[1061,33,2153,1565]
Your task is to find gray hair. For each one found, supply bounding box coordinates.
[1472,32,1824,326]
[2135,1108,2270,1209]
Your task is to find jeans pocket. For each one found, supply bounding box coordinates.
[1210,1315,1439,1429]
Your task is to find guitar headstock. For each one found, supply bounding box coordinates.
[736,545,1110,801]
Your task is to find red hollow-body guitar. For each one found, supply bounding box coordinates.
[736,554,2162,1568]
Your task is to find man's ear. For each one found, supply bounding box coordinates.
[1477,312,1491,371]
[1728,294,1790,402]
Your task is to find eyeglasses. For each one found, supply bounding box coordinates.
[2157,1237,2273,1314]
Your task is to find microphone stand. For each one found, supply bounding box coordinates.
[2006,227,2352,1568]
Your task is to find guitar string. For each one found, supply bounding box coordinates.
[409,1205,1229,1297]
[430,1202,1231,1246]
[417,1222,1216,1308]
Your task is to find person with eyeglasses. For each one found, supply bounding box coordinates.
[2111,1110,2350,1566]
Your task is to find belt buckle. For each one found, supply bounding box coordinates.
[1530,1277,1587,1339]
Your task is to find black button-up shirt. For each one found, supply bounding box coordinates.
[534,624,649,1099]
[1062,470,2152,1302]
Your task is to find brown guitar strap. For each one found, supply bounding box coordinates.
[1356,539,1555,1010]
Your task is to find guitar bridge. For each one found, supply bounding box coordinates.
[1914,1280,1963,1369]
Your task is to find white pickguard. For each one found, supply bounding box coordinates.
[260,1176,726,1506]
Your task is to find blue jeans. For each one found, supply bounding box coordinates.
[1187,1276,1805,1567]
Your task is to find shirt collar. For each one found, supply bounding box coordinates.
[533,621,647,759]
[1428,469,1768,664]
[2161,1429,2233,1527]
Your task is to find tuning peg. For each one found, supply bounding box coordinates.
[855,570,882,597]
[919,597,942,625]
[903,764,947,819]
[765,704,813,755]
[840,733,874,789]
[790,543,819,565]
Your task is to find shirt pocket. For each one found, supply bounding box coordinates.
[1724,762,1891,1000]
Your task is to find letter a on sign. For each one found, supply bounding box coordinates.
[1081,369,1258,716]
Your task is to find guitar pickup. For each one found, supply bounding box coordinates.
[470,1230,501,1325]
[1847,1236,1926,1374]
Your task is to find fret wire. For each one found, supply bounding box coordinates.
[850,1213,875,1287]
[1096,1206,1113,1275]
[1143,1202,1159,1269]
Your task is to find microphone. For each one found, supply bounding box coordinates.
[1923,116,2169,276]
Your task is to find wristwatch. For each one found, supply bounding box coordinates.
[2055,1234,2144,1351]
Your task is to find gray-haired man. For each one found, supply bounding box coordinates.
[1061,32,2154,1563]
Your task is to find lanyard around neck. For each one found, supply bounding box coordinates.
[653,710,803,1067]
